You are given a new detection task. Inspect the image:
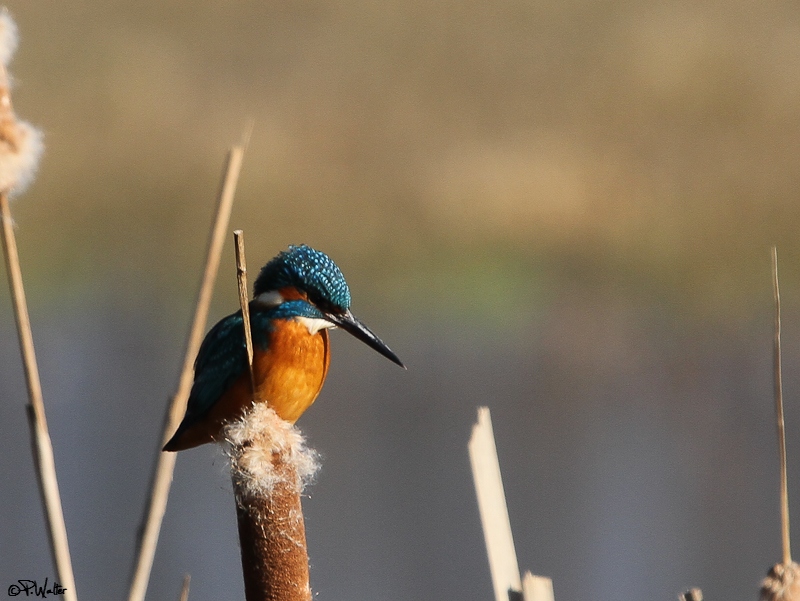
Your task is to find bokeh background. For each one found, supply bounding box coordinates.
[2,1,800,599]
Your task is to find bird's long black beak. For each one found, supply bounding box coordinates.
[327,309,406,369]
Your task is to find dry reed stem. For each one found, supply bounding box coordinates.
[1,192,78,601]
[772,247,792,565]
[761,248,799,601]
[521,571,554,601]
[178,574,191,601]
[469,407,523,601]
[127,143,245,601]
[234,229,255,391]
[0,33,74,601]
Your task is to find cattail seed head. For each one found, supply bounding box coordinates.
[0,11,42,196]
[0,117,42,195]
[761,562,800,601]
[0,10,18,67]
[225,404,316,601]
[223,403,320,501]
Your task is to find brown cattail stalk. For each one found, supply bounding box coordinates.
[225,404,319,601]
[128,141,246,601]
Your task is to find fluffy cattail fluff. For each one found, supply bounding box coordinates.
[224,403,319,499]
[761,562,800,601]
[0,10,42,196]
[0,10,18,66]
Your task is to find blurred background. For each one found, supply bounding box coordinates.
[1,0,800,599]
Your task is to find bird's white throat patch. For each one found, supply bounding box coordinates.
[254,290,284,308]
[296,316,336,335]
[255,290,335,334]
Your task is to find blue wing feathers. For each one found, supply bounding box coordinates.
[184,309,275,422]
[169,302,312,443]
[185,312,248,420]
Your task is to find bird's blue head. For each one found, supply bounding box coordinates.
[252,244,405,368]
[253,244,351,311]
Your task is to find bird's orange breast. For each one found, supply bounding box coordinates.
[170,318,330,450]
[252,318,331,423]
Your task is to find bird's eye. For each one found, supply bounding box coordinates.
[307,290,339,315]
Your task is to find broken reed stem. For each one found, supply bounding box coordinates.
[1,192,78,601]
[679,589,702,601]
[234,229,255,392]
[127,143,245,601]
[772,246,792,566]
[469,407,523,601]
[521,571,554,601]
[178,574,191,601]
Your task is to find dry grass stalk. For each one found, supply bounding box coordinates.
[0,12,74,601]
[225,403,319,601]
[127,143,245,601]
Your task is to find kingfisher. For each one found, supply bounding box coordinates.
[163,244,404,452]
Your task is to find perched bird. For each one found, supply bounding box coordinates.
[163,244,404,452]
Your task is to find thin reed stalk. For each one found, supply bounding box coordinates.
[234,229,256,390]
[0,15,75,598]
[772,246,791,565]
[1,193,78,601]
[178,574,191,601]
[127,143,245,601]
[760,248,800,601]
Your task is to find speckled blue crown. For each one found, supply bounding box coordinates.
[253,245,351,310]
